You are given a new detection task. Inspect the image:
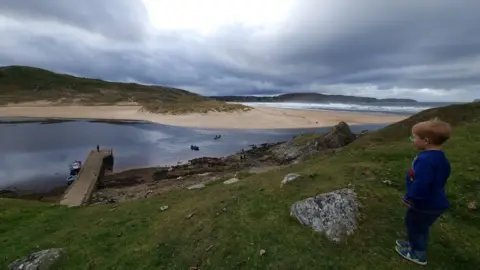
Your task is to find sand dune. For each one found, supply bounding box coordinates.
[0,104,406,129]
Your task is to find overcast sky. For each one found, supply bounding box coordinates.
[0,0,479,102]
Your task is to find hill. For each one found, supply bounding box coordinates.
[2,102,480,269]
[0,66,246,114]
[210,92,417,103]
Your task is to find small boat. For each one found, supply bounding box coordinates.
[190,145,200,151]
[67,175,77,186]
[66,160,82,186]
[69,160,82,171]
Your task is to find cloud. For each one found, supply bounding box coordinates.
[0,0,149,41]
[0,0,479,101]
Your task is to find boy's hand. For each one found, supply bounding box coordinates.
[400,200,410,208]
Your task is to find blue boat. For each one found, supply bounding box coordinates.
[67,160,82,186]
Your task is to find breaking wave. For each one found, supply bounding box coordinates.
[234,102,435,115]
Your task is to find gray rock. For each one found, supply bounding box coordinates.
[144,190,153,198]
[187,183,206,190]
[318,122,357,149]
[281,173,301,186]
[270,122,357,163]
[290,188,359,243]
[9,248,64,270]
[223,178,239,185]
[273,145,302,162]
[467,200,477,210]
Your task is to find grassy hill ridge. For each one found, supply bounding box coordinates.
[1,103,479,269]
[0,66,246,114]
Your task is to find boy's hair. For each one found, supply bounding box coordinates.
[412,118,451,146]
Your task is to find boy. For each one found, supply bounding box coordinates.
[395,118,452,266]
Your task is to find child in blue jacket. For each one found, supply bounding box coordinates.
[396,118,452,266]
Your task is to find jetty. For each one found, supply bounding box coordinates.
[60,149,114,207]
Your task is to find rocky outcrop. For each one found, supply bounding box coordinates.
[9,248,64,270]
[91,122,362,203]
[152,157,240,181]
[290,188,359,243]
[316,121,357,148]
[91,191,118,204]
[270,121,357,163]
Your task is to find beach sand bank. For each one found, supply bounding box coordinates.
[0,104,406,129]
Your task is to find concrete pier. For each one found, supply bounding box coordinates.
[60,149,114,207]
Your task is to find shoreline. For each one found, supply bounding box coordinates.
[2,121,365,203]
[0,104,406,129]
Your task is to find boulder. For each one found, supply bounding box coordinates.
[281,173,301,186]
[315,122,357,149]
[187,183,206,190]
[467,200,477,210]
[270,122,357,163]
[9,248,64,270]
[290,188,359,243]
[223,178,239,185]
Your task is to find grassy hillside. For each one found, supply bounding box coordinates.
[1,103,479,269]
[0,66,246,114]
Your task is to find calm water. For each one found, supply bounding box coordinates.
[0,118,389,192]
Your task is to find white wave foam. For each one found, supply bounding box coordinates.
[233,102,432,114]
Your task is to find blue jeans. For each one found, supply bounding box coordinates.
[405,207,444,254]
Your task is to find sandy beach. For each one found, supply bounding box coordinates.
[0,103,406,129]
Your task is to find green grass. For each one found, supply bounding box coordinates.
[1,103,480,269]
[0,66,248,114]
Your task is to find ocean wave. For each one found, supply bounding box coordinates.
[234,102,433,114]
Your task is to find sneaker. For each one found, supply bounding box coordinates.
[395,246,427,266]
[395,239,410,249]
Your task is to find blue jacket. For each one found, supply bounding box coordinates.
[402,150,450,211]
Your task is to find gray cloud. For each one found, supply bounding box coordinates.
[0,0,479,101]
[0,0,149,41]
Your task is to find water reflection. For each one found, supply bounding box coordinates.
[0,118,388,191]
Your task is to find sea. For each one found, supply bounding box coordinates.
[232,101,459,115]
[0,101,454,192]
